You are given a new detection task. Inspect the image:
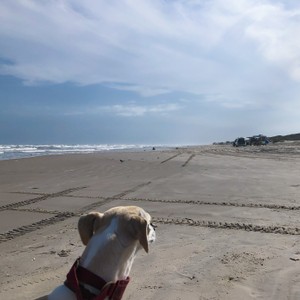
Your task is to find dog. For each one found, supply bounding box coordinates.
[46,206,156,300]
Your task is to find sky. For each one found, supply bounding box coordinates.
[1,0,300,145]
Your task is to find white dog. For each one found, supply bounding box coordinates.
[45,206,156,300]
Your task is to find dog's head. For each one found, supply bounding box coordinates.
[78,206,156,253]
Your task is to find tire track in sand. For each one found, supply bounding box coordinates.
[0,187,87,212]
[182,154,195,167]
[153,217,300,236]
[160,153,181,164]
[122,197,300,211]
[0,212,75,243]
[0,182,152,243]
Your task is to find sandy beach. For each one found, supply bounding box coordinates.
[1,142,300,300]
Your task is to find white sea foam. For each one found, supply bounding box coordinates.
[0,144,157,160]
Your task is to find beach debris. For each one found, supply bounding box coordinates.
[57,249,70,257]
[290,255,300,261]
[175,271,196,280]
[142,285,163,290]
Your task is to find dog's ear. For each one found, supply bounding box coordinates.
[129,216,149,253]
[78,212,104,245]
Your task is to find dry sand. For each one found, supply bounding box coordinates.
[1,142,300,299]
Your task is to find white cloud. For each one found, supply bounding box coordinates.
[63,102,182,117]
[99,103,182,117]
[107,84,171,97]
[1,0,300,111]
[245,3,300,81]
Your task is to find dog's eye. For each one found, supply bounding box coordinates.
[150,223,157,231]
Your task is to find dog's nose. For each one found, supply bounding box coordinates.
[149,231,156,243]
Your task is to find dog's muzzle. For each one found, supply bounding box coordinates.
[148,223,156,244]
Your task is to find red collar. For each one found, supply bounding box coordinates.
[64,258,130,300]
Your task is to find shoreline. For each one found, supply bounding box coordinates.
[2,139,299,161]
[1,143,300,299]
[0,144,182,161]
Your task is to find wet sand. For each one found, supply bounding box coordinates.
[1,142,300,299]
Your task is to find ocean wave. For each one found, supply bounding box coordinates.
[0,144,154,160]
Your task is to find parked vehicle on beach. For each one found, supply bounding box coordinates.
[233,137,247,147]
[248,135,270,146]
[232,134,270,147]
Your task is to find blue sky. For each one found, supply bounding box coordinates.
[1,0,300,145]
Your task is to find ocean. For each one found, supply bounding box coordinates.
[0,144,159,160]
